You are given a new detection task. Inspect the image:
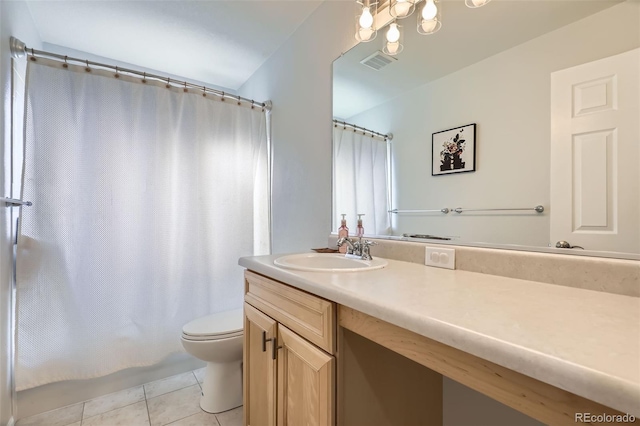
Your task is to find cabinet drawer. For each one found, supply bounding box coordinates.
[244,270,335,354]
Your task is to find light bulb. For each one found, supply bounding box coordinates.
[420,19,438,33]
[358,27,375,41]
[386,23,400,43]
[386,42,400,55]
[359,6,374,28]
[393,0,412,18]
[422,0,438,20]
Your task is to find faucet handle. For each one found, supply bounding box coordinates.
[360,240,378,261]
[336,237,356,255]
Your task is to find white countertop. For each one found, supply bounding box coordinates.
[239,254,640,417]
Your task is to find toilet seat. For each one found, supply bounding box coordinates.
[182,308,243,341]
[181,330,243,341]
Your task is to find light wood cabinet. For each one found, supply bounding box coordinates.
[243,268,630,426]
[244,270,335,353]
[244,302,277,426]
[244,271,336,426]
[277,325,334,426]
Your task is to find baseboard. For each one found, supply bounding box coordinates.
[16,353,204,420]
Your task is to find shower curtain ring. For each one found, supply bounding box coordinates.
[30,48,36,61]
[63,56,68,68]
[85,60,90,72]
[221,92,225,101]
[183,82,188,93]
[237,95,241,106]
[114,66,119,78]
[251,100,255,110]
[166,77,171,89]
[202,86,206,97]
[142,72,147,83]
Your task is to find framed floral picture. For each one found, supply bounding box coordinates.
[432,123,476,176]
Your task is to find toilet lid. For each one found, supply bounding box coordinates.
[182,308,243,338]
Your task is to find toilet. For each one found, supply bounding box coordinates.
[181,308,244,413]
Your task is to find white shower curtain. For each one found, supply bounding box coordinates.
[333,126,390,235]
[15,58,269,391]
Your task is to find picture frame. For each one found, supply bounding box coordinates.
[432,123,476,176]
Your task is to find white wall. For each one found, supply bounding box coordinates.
[238,1,357,254]
[0,2,42,424]
[347,2,640,247]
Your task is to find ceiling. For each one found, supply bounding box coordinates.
[333,1,622,119]
[25,0,323,91]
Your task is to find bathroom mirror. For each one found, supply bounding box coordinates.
[332,0,640,259]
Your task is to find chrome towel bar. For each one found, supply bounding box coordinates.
[453,205,544,214]
[389,205,545,214]
[388,208,450,214]
[1,197,32,207]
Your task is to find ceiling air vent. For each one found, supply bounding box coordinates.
[360,51,397,71]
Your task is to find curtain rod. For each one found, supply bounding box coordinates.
[10,37,271,112]
[333,119,393,141]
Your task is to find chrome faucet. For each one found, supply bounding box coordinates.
[337,236,358,255]
[336,237,378,260]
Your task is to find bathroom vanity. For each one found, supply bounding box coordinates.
[239,254,640,426]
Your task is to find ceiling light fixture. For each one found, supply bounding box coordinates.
[383,22,403,56]
[389,0,416,19]
[465,0,491,8]
[417,0,441,35]
[355,0,378,42]
[354,0,491,51]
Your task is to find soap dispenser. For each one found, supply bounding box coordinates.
[338,214,349,254]
[356,214,365,238]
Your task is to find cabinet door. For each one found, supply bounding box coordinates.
[277,325,335,426]
[244,302,277,426]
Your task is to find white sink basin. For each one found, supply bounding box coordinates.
[274,253,388,272]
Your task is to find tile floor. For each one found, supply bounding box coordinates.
[16,368,242,426]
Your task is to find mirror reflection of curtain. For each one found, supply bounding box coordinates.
[333,126,390,235]
[15,58,269,391]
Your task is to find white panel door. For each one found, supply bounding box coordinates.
[551,48,639,254]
